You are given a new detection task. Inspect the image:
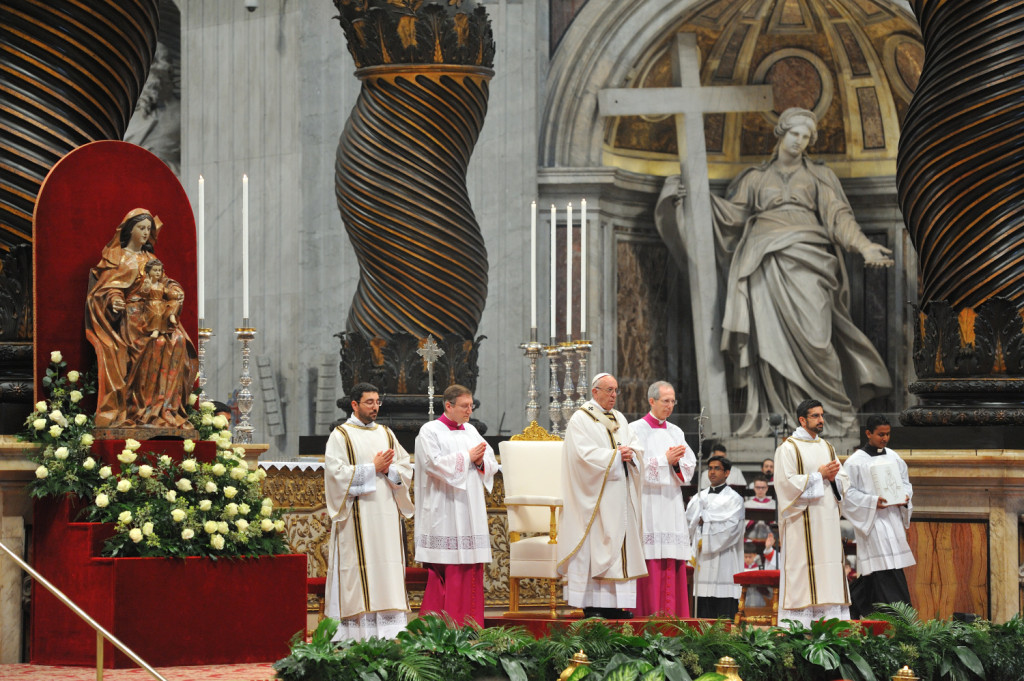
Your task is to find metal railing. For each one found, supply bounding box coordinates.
[0,539,167,681]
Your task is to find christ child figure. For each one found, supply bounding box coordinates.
[138,259,181,337]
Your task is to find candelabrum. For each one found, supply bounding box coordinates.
[546,343,562,436]
[520,329,543,425]
[233,322,256,444]
[197,323,213,404]
[573,339,591,409]
[559,342,576,426]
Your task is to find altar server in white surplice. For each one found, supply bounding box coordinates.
[414,384,498,626]
[842,414,914,617]
[558,372,647,619]
[629,380,695,618]
[686,455,745,619]
[324,382,414,641]
[775,399,851,627]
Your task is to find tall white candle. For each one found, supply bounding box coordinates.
[197,175,205,322]
[530,201,537,330]
[565,202,573,339]
[242,173,249,321]
[580,198,587,336]
[550,204,556,340]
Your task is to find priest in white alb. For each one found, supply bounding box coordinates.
[414,384,498,625]
[557,372,647,619]
[841,414,914,617]
[324,382,414,641]
[775,399,851,627]
[686,455,745,619]
[629,380,695,617]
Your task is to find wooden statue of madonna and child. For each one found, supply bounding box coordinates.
[85,207,199,438]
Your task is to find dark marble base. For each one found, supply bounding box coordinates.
[890,424,1024,449]
[94,426,198,441]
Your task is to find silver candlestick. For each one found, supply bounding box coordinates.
[546,343,562,436]
[519,328,543,425]
[573,339,592,409]
[416,335,445,419]
[233,322,256,444]
[560,341,576,426]
[197,322,213,404]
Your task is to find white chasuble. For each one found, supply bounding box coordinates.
[413,419,497,565]
[775,430,851,622]
[630,416,694,561]
[558,401,647,608]
[324,420,414,640]
[685,486,744,598]
[841,448,915,575]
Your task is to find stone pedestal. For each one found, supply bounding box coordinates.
[0,436,35,663]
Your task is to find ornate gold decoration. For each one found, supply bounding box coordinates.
[510,421,562,441]
[559,650,591,681]
[893,666,918,681]
[715,656,742,680]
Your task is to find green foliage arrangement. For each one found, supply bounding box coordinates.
[275,609,1024,681]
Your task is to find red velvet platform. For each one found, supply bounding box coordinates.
[31,495,306,668]
[92,439,218,474]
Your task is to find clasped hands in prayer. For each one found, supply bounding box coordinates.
[665,444,687,465]
[374,449,395,473]
[617,444,636,463]
[818,460,841,481]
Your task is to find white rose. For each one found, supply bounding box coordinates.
[99,466,112,479]
[181,528,195,540]
[211,463,226,476]
[129,528,143,543]
[34,400,47,412]
[205,481,217,493]
[95,493,109,508]
[116,479,131,493]
[82,457,96,470]
[210,534,225,550]
[32,418,46,430]
[198,499,212,511]
[261,497,273,508]
[239,503,250,515]
[220,430,233,441]
[67,370,80,383]
[138,465,153,478]
[182,439,196,453]
[235,518,249,532]
[117,450,137,464]
[69,390,83,404]
[159,455,172,466]
[223,485,237,499]
[274,519,285,533]
[204,520,218,534]
[260,505,272,517]
[260,518,274,532]
[247,472,258,484]
[124,438,141,452]
[81,433,94,447]
[35,465,48,479]
[118,510,132,523]
[217,521,229,534]
[142,522,154,537]
[54,446,69,460]
[176,478,192,492]
[188,393,198,406]
[171,509,186,522]
[201,415,213,426]
[50,350,62,363]
[217,438,232,451]
[165,489,177,502]
[225,503,238,517]
[229,466,246,480]
[74,413,87,426]
[212,415,229,430]
[257,468,267,481]
[181,459,197,473]
[49,410,66,426]
[200,401,215,413]
[48,425,63,438]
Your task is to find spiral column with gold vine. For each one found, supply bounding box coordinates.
[897,0,1024,425]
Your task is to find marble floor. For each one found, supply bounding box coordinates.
[0,662,275,680]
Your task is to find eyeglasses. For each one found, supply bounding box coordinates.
[359,399,383,407]
[656,398,677,405]
[596,387,618,394]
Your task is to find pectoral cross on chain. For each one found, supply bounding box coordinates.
[416,335,445,419]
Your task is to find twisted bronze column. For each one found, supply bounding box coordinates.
[898,1,1024,424]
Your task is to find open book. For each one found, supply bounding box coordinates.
[869,458,904,505]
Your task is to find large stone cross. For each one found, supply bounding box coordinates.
[598,32,774,437]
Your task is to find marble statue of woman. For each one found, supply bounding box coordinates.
[85,208,198,429]
[709,108,893,435]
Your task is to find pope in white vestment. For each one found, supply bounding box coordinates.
[414,386,498,625]
[775,401,851,627]
[557,373,647,616]
[324,385,414,641]
[686,457,745,619]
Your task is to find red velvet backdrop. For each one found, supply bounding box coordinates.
[32,141,197,401]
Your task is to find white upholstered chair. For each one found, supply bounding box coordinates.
[500,434,563,617]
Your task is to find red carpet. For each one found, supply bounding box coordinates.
[0,662,275,680]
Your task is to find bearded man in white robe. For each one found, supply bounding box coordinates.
[324,382,414,641]
[557,372,646,619]
[775,398,851,627]
[842,415,914,617]
[414,384,498,626]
